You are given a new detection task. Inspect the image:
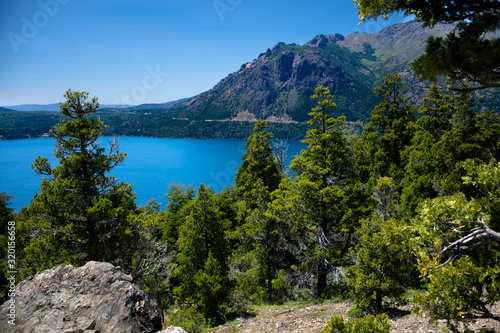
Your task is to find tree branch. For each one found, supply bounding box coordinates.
[437,217,500,268]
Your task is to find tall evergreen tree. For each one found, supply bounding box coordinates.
[235,120,281,207]
[231,121,284,301]
[401,86,500,215]
[288,85,355,298]
[354,73,416,189]
[435,90,500,196]
[346,178,419,313]
[174,184,231,323]
[18,90,138,276]
[400,85,454,215]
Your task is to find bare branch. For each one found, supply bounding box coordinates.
[436,217,500,268]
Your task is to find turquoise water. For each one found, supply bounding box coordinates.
[0,137,304,211]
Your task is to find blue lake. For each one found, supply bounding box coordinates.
[0,137,305,212]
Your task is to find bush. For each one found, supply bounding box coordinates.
[321,282,352,302]
[346,306,365,319]
[320,314,391,333]
[166,307,208,333]
[345,217,419,313]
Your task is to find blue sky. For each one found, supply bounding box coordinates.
[0,0,410,106]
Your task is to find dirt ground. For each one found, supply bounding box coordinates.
[211,302,500,333]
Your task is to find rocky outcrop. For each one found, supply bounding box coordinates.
[305,33,344,49]
[0,261,162,333]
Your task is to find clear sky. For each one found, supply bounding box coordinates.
[0,0,411,106]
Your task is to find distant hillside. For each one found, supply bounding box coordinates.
[5,97,189,112]
[5,103,136,112]
[169,21,459,123]
[125,98,190,110]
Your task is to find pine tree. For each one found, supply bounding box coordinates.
[232,121,284,301]
[289,85,355,298]
[346,178,419,313]
[400,85,453,215]
[354,73,416,189]
[235,120,281,207]
[174,184,231,324]
[18,90,138,276]
[401,86,500,215]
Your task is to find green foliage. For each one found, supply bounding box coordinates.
[17,90,139,277]
[354,73,416,188]
[232,121,289,302]
[193,251,229,323]
[320,314,391,333]
[409,162,500,330]
[355,0,500,91]
[434,90,500,196]
[160,183,196,250]
[400,85,500,216]
[413,256,500,333]
[166,306,208,333]
[346,216,418,313]
[346,306,365,319]
[288,85,356,298]
[174,184,232,324]
[271,269,290,299]
[235,120,281,207]
[127,203,174,316]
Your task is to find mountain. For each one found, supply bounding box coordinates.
[5,98,189,112]
[3,103,62,111]
[2,21,499,141]
[4,103,136,111]
[169,21,457,123]
[125,98,190,110]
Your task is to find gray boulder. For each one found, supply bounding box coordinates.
[0,261,162,333]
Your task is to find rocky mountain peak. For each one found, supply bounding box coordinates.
[305,33,345,49]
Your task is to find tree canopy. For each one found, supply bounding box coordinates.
[355,0,500,91]
[18,90,139,276]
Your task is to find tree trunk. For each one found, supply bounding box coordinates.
[317,263,327,299]
[375,289,383,313]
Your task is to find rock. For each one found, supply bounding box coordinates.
[159,326,188,333]
[0,261,162,333]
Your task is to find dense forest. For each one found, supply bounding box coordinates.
[1,1,500,332]
[1,72,500,332]
[0,108,312,141]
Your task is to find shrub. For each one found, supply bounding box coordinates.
[320,314,391,333]
[166,307,208,333]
